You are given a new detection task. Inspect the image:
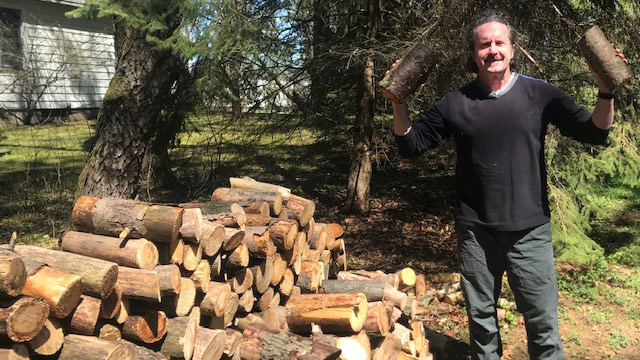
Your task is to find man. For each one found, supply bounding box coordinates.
[389,10,627,360]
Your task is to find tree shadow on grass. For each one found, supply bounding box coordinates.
[588,185,640,265]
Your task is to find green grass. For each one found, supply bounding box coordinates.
[0,121,92,244]
[0,114,352,243]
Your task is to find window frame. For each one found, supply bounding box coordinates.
[0,6,23,71]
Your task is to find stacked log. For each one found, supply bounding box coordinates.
[0,179,478,359]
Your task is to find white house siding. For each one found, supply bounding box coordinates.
[0,0,114,110]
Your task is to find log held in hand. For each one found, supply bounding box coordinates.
[379,42,439,104]
[578,25,632,91]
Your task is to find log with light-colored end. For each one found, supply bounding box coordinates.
[12,245,118,298]
[285,292,368,334]
[69,294,101,335]
[245,201,270,216]
[122,310,168,344]
[260,306,280,330]
[278,268,295,297]
[172,277,196,317]
[212,187,282,216]
[414,274,428,299]
[270,253,287,286]
[229,267,253,294]
[224,328,242,357]
[116,297,130,324]
[155,264,181,297]
[183,243,203,272]
[309,228,328,251]
[210,253,223,278]
[157,237,184,265]
[0,296,49,342]
[99,323,122,341]
[269,220,297,251]
[100,285,122,319]
[201,282,231,317]
[117,267,161,302]
[304,218,315,247]
[225,242,249,268]
[59,334,134,360]
[371,333,402,360]
[22,265,82,318]
[190,260,211,293]
[238,287,255,313]
[244,226,275,259]
[61,231,159,270]
[200,222,224,256]
[209,292,239,329]
[160,316,198,360]
[410,320,428,357]
[397,268,416,292]
[29,317,63,356]
[223,228,245,252]
[255,287,275,312]
[250,257,274,294]
[180,208,203,244]
[193,327,226,360]
[296,260,323,293]
[312,332,370,360]
[286,194,315,227]
[0,255,25,297]
[143,205,184,243]
[383,285,408,310]
[229,177,291,200]
[315,222,344,240]
[234,312,264,331]
[363,301,390,336]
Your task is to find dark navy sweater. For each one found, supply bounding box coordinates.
[396,74,609,231]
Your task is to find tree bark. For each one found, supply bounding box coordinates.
[59,334,134,360]
[76,7,184,198]
[344,0,380,214]
[240,323,341,360]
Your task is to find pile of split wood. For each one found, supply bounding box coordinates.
[0,176,469,360]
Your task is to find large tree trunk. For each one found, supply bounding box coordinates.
[76,16,183,198]
[344,0,380,214]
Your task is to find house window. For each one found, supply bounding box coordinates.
[0,7,22,70]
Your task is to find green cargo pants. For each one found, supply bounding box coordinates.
[456,222,564,360]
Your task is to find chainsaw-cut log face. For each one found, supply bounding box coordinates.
[29,318,64,355]
[0,255,26,297]
[0,297,49,342]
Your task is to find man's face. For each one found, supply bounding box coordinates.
[472,21,514,75]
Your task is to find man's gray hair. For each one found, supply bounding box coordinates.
[465,10,518,73]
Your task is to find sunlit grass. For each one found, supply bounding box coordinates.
[0,120,92,174]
